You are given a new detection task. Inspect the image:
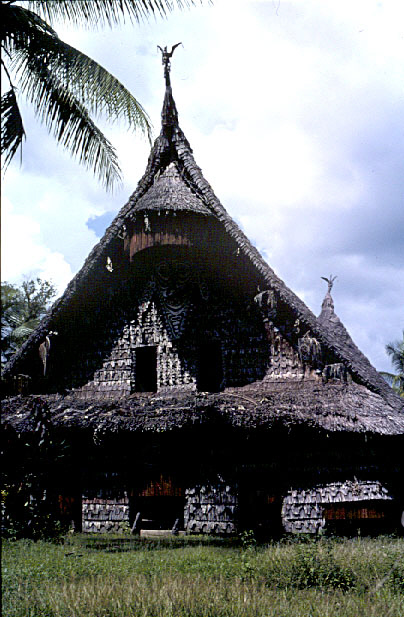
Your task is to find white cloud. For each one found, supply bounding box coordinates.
[1,197,73,294]
[2,0,403,372]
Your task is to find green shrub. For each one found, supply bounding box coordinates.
[2,535,404,617]
[290,541,356,591]
[388,562,404,593]
[239,529,257,550]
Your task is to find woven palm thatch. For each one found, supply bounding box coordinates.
[2,67,403,435]
[3,378,404,436]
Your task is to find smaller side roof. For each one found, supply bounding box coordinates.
[317,285,399,407]
[2,58,403,420]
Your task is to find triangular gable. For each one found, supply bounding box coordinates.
[3,71,403,413]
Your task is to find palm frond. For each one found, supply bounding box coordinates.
[379,371,395,387]
[5,313,26,327]
[11,322,39,340]
[20,55,123,189]
[1,0,206,186]
[385,330,404,374]
[1,3,57,47]
[1,88,25,169]
[16,38,151,139]
[7,12,152,138]
[380,371,404,398]
[25,1,202,28]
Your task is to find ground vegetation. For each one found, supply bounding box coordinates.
[2,534,404,616]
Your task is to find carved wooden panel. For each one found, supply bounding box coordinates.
[124,215,215,261]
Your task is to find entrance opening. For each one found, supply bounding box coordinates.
[239,482,283,539]
[197,341,223,392]
[58,494,82,532]
[135,346,157,392]
[130,475,184,531]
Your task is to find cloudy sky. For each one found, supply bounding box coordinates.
[2,0,403,372]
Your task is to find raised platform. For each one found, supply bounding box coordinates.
[139,529,186,537]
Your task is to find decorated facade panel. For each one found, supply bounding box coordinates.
[72,258,269,398]
[281,481,394,534]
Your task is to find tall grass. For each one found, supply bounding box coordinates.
[2,534,404,617]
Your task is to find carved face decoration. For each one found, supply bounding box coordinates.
[155,261,193,338]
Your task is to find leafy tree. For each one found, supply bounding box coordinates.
[2,397,70,539]
[1,278,56,366]
[1,0,200,189]
[380,331,404,398]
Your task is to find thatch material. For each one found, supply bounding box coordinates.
[3,70,402,420]
[3,379,404,437]
[129,162,212,216]
[316,289,392,402]
[284,481,392,505]
[281,480,393,533]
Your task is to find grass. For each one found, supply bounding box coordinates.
[2,534,404,616]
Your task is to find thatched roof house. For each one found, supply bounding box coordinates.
[2,53,403,536]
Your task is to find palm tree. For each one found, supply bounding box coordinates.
[380,331,404,397]
[1,278,57,367]
[1,0,199,190]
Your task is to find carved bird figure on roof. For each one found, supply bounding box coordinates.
[157,43,182,84]
[321,275,337,294]
[157,43,182,66]
[39,331,58,376]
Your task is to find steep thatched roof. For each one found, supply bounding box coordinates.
[3,70,403,421]
[130,161,212,216]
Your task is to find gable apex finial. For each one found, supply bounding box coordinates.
[157,43,182,87]
[320,275,337,316]
[321,275,337,295]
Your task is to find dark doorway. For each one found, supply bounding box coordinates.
[58,493,83,532]
[135,346,157,392]
[129,474,184,531]
[238,483,283,539]
[197,341,223,392]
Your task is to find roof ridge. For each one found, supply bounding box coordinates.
[3,66,403,413]
[317,286,399,406]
